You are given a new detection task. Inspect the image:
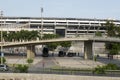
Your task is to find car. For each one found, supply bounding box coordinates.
[0,64,9,71]
[58,51,66,57]
[67,52,76,57]
[42,47,49,57]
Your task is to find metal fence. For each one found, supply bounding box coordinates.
[28,68,120,77]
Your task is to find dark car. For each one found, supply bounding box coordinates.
[42,47,49,57]
[67,52,76,57]
[58,51,66,57]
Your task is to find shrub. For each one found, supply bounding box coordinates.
[94,56,97,61]
[93,65,105,74]
[0,57,6,64]
[93,63,120,74]
[27,58,33,65]
[15,64,29,73]
[105,63,119,70]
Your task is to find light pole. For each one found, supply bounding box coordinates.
[0,10,3,64]
[41,7,43,39]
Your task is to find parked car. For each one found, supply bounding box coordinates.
[67,52,76,57]
[58,51,66,57]
[42,47,49,57]
[0,64,9,71]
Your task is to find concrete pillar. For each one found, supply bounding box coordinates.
[84,41,93,59]
[26,45,35,59]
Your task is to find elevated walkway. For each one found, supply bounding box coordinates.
[1,36,120,59]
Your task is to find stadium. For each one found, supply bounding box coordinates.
[1,17,120,37]
[1,17,120,56]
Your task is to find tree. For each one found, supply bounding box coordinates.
[105,21,120,59]
[95,32,102,37]
[43,34,61,55]
[47,42,59,51]
[0,57,6,64]
[46,41,71,53]
[2,31,7,41]
[2,30,40,42]
[60,41,71,48]
[105,20,117,37]
[43,34,59,39]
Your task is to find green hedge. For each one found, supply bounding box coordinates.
[14,64,29,73]
[93,63,120,74]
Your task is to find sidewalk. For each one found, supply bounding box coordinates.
[5,56,42,65]
[55,57,105,69]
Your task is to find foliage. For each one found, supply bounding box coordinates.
[44,34,71,51]
[46,41,71,52]
[59,41,71,47]
[27,58,33,65]
[47,42,59,51]
[93,63,120,74]
[94,56,97,61]
[43,34,59,39]
[1,30,40,42]
[104,63,120,70]
[105,21,120,57]
[93,65,105,74]
[105,43,120,56]
[95,32,102,37]
[109,49,118,55]
[0,57,6,64]
[105,20,117,37]
[1,31,62,42]
[15,64,29,73]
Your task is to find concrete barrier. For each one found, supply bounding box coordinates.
[0,73,119,80]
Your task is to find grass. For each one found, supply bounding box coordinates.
[51,65,92,72]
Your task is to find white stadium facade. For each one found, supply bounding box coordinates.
[1,17,120,37]
[1,17,120,56]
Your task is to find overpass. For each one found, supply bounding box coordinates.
[1,36,120,59]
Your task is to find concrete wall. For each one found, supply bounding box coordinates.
[0,73,119,80]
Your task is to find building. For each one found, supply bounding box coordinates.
[1,17,120,38]
[1,17,120,57]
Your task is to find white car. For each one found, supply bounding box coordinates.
[0,64,9,71]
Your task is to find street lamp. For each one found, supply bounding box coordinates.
[0,10,3,64]
[41,7,43,39]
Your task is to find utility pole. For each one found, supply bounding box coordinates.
[0,10,3,64]
[41,7,43,39]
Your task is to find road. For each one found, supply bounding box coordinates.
[28,57,57,72]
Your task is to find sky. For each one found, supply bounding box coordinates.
[0,0,120,19]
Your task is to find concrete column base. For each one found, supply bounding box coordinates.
[26,45,35,59]
[84,41,93,60]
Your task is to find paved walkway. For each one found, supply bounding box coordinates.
[5,56,42,65]
[5,56,120,69]
[28,57,57,72]
[55,57,103,69]
[55,57,120,69]
[0,73,119,80]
